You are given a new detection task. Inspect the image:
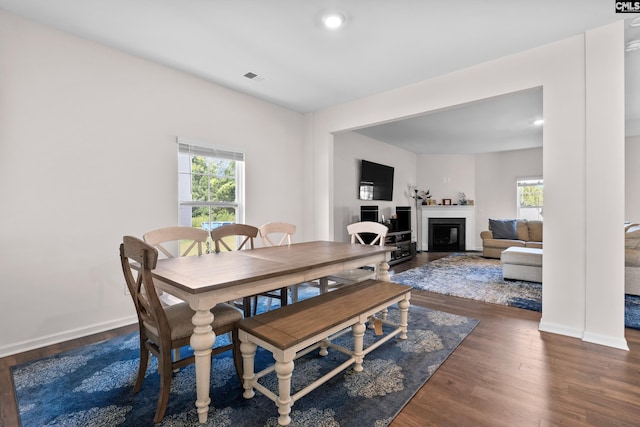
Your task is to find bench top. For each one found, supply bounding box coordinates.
[237,279,411,350]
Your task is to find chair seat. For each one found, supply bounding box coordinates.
[144,302,242,341]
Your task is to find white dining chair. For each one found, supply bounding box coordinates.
[324,221,389,290]
[258,222,308,305]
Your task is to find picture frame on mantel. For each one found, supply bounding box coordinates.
[442,199,452,206]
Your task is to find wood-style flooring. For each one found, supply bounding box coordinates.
[2,252,639,427]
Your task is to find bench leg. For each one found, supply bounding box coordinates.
[319,277,329,294]
[275,359,294,426]
[399,297,410,340]
[239,333,257,399]
[352,321,366,372]
[319,338,329,356]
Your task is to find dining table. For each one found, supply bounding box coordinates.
[149,240,395,423]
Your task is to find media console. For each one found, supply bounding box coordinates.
[386,230,416,265]
[358,205,415,265]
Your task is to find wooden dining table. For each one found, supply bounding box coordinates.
[149,240,395,423]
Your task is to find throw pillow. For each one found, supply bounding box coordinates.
[489,219,519,240]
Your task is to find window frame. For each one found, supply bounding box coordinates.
[516,176,543,221]
[177,138,245,231]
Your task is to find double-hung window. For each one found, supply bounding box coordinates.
[517,177,543,221]
[178,140,245,234]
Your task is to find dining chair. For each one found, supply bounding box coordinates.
[210,223,264,317]
[142,226,209,259]
[119,235,242,423]
[258,222,306,307]
[142,226,210,361]
[324,221,389,289]
[259,221,295,247]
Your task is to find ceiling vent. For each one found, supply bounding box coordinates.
[243,72,264,82]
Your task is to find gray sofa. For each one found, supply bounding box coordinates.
[480,219,543,259]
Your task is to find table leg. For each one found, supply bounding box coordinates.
[190,308,215,424]
[375,260,390,281]
[352,321,366,372]
[371,260,391,328]
[398,296,410,340]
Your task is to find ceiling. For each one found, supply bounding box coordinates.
[355,87,543,154]
[1,1,639,153]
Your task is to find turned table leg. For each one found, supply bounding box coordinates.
[398,296,410,340]
[352,321,366,372]
[190,308,215,423]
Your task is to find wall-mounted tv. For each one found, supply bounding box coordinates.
[359,160,394,201]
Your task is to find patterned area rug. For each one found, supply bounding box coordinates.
[391,252,640,330]
[12,304,478,427]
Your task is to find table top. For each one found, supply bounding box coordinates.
[151,240,394,295]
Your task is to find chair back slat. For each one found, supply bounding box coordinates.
[347,221,388,246]
[143,226,209,258]
[210,223,259,253]
[259,222,296,247]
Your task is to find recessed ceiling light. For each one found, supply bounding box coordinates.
[631,17,640,27]
[322,13,345,30]
[534,119,544,126]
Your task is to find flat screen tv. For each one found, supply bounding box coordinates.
[359,160,394,201]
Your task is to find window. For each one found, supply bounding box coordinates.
[178,140,245,234]
[517,178,543,220]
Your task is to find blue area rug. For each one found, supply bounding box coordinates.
[391,253,640,330]
[12,302,478,426]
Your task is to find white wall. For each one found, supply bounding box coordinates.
[310,22,627,349]
[583,22,626,347]
[475,148,543,248]
[416,154,476,206]
[333,132,417,242]
[0,11,307,356]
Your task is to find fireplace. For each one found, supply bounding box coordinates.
[428,218,466,251]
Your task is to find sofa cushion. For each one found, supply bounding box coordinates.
[626,225,640,249]
[516,220,530,241]
[489,219,519,239]
[484,239,525,250]
[527,221,543,242]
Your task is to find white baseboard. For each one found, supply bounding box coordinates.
[539,320,629,350]
[582,331,629,350]
[538,320,583,339]
[0,315,137,358]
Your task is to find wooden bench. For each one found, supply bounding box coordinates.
[237,279,412,426]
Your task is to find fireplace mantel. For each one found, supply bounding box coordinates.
[418,205,476,252]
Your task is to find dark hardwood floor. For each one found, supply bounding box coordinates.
[2,251,639,427]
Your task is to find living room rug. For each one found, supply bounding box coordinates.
[11,305,478,427]
[390,253,640,330]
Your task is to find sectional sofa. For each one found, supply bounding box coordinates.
[480,219,543,259]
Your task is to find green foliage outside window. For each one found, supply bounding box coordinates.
[189,156,237,225]
[519,184,543,208]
